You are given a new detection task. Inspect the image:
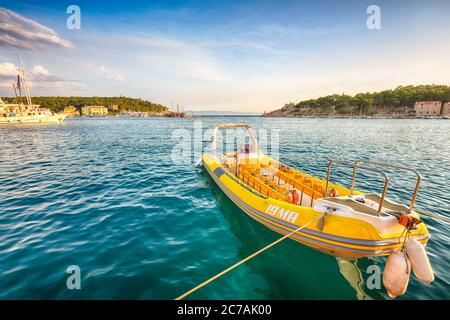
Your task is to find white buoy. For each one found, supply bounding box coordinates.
[383,249,411,298]
[405,238,434,284]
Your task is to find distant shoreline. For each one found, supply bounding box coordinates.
[67,114,449,120]
[262,115,449,120]
[263,85,450,119]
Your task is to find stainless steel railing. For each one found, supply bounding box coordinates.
[350,160,421,213]
[325,160,389,215]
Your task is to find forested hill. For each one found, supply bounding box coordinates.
[264,85,450,117]
[0,96,168,113]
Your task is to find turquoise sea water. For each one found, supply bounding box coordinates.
[0,117,449,299]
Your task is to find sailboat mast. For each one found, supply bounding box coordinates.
[18,54,32,106]
[12,83,20,105]
[16,55,25,105]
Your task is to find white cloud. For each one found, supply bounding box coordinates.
[27,64,60,82]
[0,62,17,78]
[0,8,72,50]
[130,36,227,81]
[99,66,125,83]
[28,79,94,94]
[31,65,50,76]
[0,61,93,95]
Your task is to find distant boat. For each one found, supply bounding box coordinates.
[186,110,262,117]
[0,55,67,124]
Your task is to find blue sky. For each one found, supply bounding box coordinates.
[1,0,449,111]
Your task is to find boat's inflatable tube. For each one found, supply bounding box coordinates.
[405,238,434,284]
[383,249,411,298]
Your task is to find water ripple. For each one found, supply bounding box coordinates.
[0,117,448,299]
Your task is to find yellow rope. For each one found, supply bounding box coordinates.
[415,208,450,223]
[175,214,324,300]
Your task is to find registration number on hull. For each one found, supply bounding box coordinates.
[265,204,299,223]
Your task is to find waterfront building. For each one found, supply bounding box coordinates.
[64,106,80,116]
[414,101,442,117]
[108,104,119,111]
[442,102,450,119]
[81,106,109,116]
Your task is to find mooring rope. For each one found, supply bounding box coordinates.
[415,208,450,223]
[175,214,325,300]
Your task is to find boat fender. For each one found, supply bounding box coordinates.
[383,249,411,298]
[405,238,434,284]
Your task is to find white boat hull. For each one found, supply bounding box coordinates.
[0,113,68,124]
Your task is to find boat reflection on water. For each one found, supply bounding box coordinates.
[336,258,374,300]
[203,170,377,300]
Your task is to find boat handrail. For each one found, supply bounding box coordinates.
[266,159,331,203]
[275,169,325,205]
[351,160,421,213]
[325,160,389,215]
[239,161,326,206]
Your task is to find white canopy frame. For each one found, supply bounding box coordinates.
[211,123,259,156]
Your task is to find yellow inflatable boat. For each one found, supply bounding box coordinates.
[202,124,430,258]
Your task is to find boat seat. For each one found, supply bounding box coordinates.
[268,180,277,188]
[260,157,271,168]
[278,185,289,194]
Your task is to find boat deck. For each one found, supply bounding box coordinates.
[322,197,384,216]
[222,153,410,217]
[222,153,326,207]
